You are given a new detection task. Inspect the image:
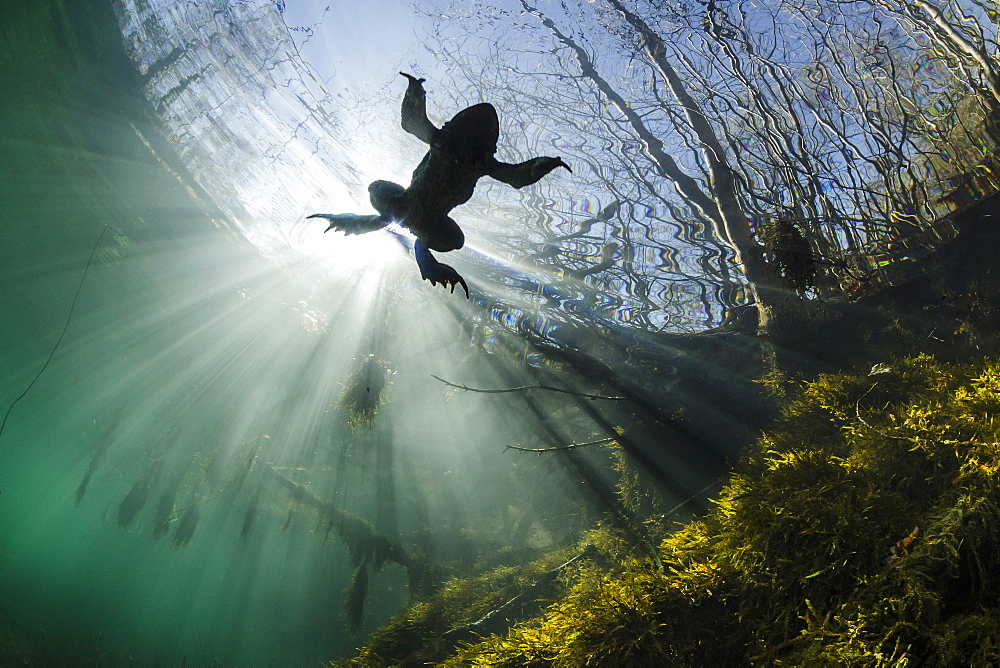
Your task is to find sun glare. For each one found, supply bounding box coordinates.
[300,224,405,274]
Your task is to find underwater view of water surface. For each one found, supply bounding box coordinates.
[4,0,1000,665]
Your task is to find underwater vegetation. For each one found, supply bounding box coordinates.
[75,420,116,505]
[239,489,260,540]
[341,353,1000,666]
[74,462,98,506]
[758,217,817,295]
[339,355,394,431]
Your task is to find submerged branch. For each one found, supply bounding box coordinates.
[432,375,624,401]
[443,544,599,643]
[265,464,417,570]
[503,437,617,454]
[855,382,916,443]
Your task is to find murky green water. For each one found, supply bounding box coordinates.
[2,0,996,664]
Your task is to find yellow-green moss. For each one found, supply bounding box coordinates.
[337,544,583,667]
[342,354,1000,666]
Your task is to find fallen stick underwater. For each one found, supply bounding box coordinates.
[432,375,624,401]
[0,225,111,440]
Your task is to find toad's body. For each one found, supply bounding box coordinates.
[309,73,570,297]
[369,101,500,251]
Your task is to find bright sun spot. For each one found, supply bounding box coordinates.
[297,225,406,275]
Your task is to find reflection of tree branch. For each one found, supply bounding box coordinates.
[432,375,624,400]
[912,0,1000,106]
[519,0,722,227]
[503,437,616,454]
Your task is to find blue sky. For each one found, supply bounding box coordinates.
[280,0,431,94]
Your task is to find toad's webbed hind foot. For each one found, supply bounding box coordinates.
[415,240,469,298]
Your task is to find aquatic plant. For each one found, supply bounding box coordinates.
[240,489,260,540]
[758,217,816,294]
[335,543,588,667]
[74,468,96,506]
[341,354,1000,666]
[339,355,394,431]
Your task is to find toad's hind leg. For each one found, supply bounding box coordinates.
[414,239,469,298]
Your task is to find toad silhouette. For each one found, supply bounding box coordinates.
[309,72,571,297]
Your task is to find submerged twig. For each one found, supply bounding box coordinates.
[854,383,912,441]
[443,544,599,643]
[856,383,976,448]
[658,478,726,521]
[503,436,616,454]
[1,225,111,439]
[432,375,624,401]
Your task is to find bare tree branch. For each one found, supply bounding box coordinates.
[502,436,617,454]
[433,375,624,400]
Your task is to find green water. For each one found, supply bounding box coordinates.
[2,4,713,664]
[1,3,360,664]
[7,0,991,664]
[2,4,289,664]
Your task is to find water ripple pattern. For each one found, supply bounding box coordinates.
[113,0,1000,335]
